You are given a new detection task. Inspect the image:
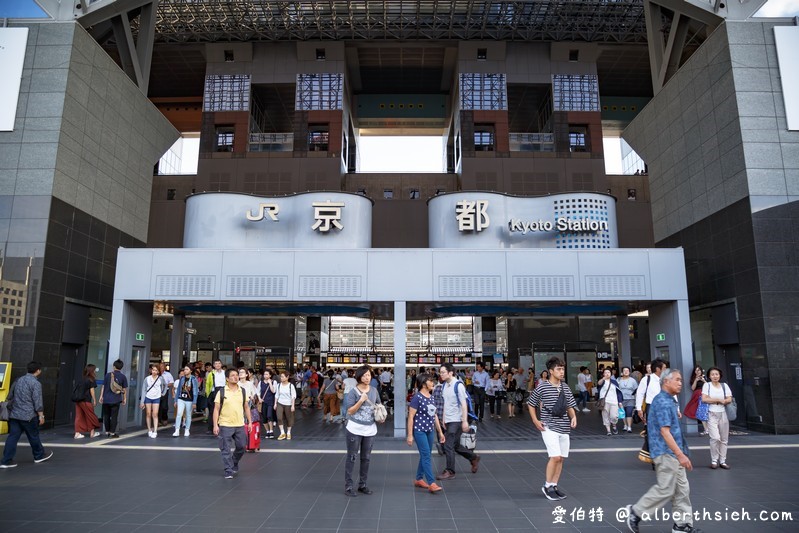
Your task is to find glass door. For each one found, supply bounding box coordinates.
[128,348,142,424]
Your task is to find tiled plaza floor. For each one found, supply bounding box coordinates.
[1,407,797,532]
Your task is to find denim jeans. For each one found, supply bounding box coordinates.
[217,425,246,475]
[345,429,375,489]
[443,421,476,473]
[102,403,121,434]
[174,399,194,431]
[413,429,436,484]
[577,390,589,410]
[2,417,46,465]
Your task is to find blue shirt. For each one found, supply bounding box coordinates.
[646,391,689,460]
[409,392,437,433]
[101,371,128,404]
[472,370,489,388]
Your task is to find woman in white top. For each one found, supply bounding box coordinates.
[596,369,621,436]
[139,365,165,438]
[486,370,505,419]
[617,367,638,433]
[274,370,296,440]
[702,367,733,469]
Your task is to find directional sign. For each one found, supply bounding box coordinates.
[656,333,666,342]
[135,333,145,341]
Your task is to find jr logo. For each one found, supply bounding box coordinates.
[246,203,280,221]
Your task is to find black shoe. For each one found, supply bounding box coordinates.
[357,486,373,495]
[109,433,120,438]
[541,485,559,501]
[0,463,18,469]
[672,524,703,533]
[552,485,566,499]
[611,426,618,435]
[34,451,54,464]
[625,505,641,533]
[344,487,358,497]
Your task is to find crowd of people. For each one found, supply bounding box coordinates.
[1,355,736,531]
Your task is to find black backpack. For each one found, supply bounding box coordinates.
[218,386,247,414]
[71,381,86,403]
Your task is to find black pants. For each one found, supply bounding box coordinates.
[472,387,486,420]
[345,430,375,489]
[488,395,502,415]
[102,403,121,434]
[158,392,170,423]
[443,421,476,473]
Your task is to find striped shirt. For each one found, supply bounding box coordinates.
[527,380,576,434]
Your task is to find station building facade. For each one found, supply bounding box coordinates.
[0,3,797,433]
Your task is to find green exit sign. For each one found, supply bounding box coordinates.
[656,333,666,342]
[135,333,145,341]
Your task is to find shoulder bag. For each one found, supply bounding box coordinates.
[597,380,611,411]
[723,383,737,422]
[109,372,124,394]
[365,390,388,423]
[695,383,710,422]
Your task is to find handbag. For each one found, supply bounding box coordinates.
[618,406,626,419]
[109,372,124,394]
[638,431,654,464]
[723,384,737,422]
[0,382,15,421]
[460,425,477,450]
[365,393,388,423]
[596,380,612,411]
[695,397,709,422]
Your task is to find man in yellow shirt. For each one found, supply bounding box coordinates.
[213,368,253,479]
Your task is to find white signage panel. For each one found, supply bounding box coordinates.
[0,28,29,131]
[429,191,618,249]
[183,191,373,249]
[775,26,799,131]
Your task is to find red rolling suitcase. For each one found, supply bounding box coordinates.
[246,423,261,452]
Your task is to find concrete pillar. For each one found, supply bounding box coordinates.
[481,317,497,367]
[393,301,407,438]
[170,315,185,374]
[108,299,153,429]
[649,300,697,433]
[617,315,632,370]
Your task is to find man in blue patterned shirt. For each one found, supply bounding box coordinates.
[624,368,702,533]
[1,361,53,468]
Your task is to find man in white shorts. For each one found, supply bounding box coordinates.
[527,357,577,501]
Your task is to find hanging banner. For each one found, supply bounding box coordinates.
[0,28,28,131]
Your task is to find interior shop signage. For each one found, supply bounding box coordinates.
[183,192,372,249]
[245,201,345,233]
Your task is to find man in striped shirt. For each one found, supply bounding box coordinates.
[527,357,577,501]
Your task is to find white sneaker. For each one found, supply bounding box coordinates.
[172,430,180,437]
[149,431,157,439]
[184,430,190,437]
[581,408,591,413]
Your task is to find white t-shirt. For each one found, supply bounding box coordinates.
[703,382,731,413]
[141,375,164,401]
[380,370,392,384]
[442,380,466,424]
[577,373,588,392]
[343,377,358,395]
[212,370,226,388]
[598,380,619,406]
[161,372,175,390]
[275,382,296,406]
[635,374,661,411]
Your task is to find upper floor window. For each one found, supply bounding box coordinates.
[215,127,235,152]
[552,74,599,112]
[296,73,343,110]
[569,126,589,153]
[460,73,507,110]
[203,74,251,112]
